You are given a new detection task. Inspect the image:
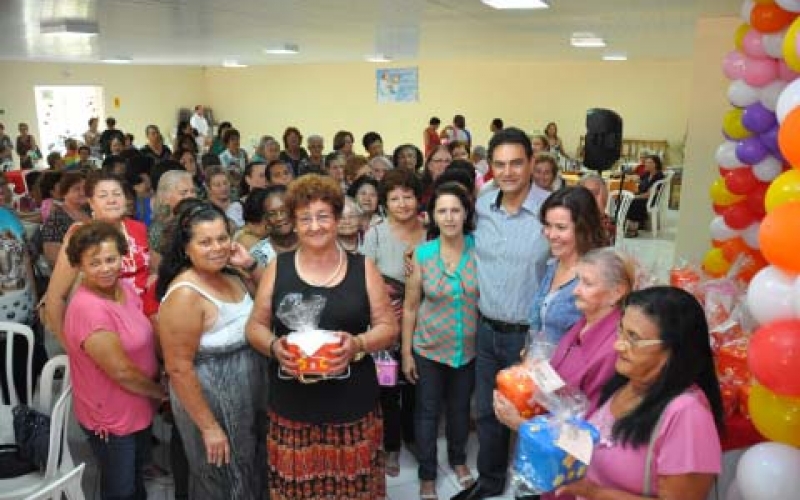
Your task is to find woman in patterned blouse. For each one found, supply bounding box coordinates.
[401,181,479,500]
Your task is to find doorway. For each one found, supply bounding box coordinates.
[34,85,104,154]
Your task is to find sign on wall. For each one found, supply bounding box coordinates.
[376,67,419,103]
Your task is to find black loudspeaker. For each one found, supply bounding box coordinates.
[584,108,623,171]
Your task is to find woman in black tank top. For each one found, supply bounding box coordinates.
[246,174,398,500]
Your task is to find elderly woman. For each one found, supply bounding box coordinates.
[533,154,564,192]
[402,182,479,499]
[263,185,298,254]
[529,186,608,345]
[148,169,197,255]
[41,172,89,267]
[555,287,724,500]
[625,155,665,237]
[157,201,265,499]
[205,166,244,228]
[246,174,398,499]
[325,152,348,192]
[338,196,364,253]
[46,171,154,345]
[348,176,382,229]
[579,173,615,245]
[419,145,453,209]
[279,126,308,175]
[370,155,393,182]
[234,187,276,266]
[63,221,164,500]
[361,168,427,476]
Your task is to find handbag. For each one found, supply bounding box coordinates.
[12,405,51,470]
[0,444,37,478]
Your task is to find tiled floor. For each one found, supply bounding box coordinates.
[68,212,679,499]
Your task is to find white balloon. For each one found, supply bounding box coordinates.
[716,141,743,168]
[763,30,788,59]
[777,0,800,13]
[747,266,798,325]
[761,80,788,112]
[742,222,761,249]
[741,0,755,23]
[776,78,800,123]
[730,79,761,107]
[726,480,745,500]
[753,156,783,182]
[710,216,739,241]
[737,442,800,500]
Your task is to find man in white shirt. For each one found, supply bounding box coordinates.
[189,105,209,151]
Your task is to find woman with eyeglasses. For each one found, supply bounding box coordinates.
[402,181,479,499]
[157,201,266,499]
[246,174,398,499]
[419,145,452,210]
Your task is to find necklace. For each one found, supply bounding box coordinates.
[295,243,344,287]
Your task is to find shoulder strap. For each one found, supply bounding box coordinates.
[162,281,220,306]
[643,404,670,497]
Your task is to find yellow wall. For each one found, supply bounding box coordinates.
[204,60,693,159]
[675,16,741,263]
[0,61,205,145]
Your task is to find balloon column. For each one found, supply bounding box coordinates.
[715,2,800,499]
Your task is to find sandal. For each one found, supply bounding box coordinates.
[420,480,438,500]
[453,465,475,489]
[385,451,400,477]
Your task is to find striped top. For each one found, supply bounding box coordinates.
[413,235,479,368]
[474,184,551,324]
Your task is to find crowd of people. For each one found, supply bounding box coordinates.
[0,111,721,500]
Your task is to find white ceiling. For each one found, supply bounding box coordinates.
[0,0,741,66]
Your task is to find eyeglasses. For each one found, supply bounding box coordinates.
[616,328,663,352]
[296,212,334,227]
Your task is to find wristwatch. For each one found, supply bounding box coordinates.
[352,335,366,362]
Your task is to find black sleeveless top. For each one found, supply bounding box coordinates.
[269,250,379,424]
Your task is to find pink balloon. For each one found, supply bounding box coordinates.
[744,30,768,59]
[744,57,779,87]
[724,51,748,80]
[779,59,800,82]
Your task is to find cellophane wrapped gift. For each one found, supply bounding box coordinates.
[495,337,556,419]
[511,391,599,496]
[277,293,345,379]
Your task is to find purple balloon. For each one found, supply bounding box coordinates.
[736,136,768,165]
[742,102,777,134]
[760,125,783,159]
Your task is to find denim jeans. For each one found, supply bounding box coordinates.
[83,426,150,500]
[413,353,476,480]
[475,318,528,491]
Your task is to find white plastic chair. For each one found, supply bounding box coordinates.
[613,191,635,247]
[21,463,85,500]
[1,322,34,407]
[0,360,83,500]
[646,170,674,238]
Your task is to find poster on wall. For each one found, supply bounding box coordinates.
[376,67,418,103]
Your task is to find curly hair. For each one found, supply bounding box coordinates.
[380,168,422,208]
[66,221,129,268]
[285,174,344,221]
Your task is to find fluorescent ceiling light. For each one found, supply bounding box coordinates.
[100,57,132,64]
[366,54,392,63]
[40,18,99,36]
[481,0,549,9]
[603,52,628,61]
[264,43,299,55]
[570,32,606,48]
[223,60,247,68]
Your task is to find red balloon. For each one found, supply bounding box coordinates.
[719,166,735,177]
[749,319,800,396]
[712,204,725,215]
[725,167,760,195]
[746,182,769,218]
[723,201,756,230]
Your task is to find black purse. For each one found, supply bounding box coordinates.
[0,444,37,478]
[12,405,51,470]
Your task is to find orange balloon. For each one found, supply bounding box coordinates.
[737,251,768,282]
[751,3,796,33]
[779,107,800,169]
[720,237,751,263]
[759,201,800,273]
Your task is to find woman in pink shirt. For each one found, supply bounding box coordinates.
[557,286,724,500]
[63,221,164,500]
